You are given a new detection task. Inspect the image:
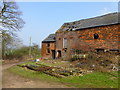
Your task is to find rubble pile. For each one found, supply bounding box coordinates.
[17,52,119,78]
[73,52,119,72]
[18,64,90,78]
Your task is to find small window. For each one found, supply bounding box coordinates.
[58,38,61,40]
[94,33,99,39]
[46,43,50,47]
[47,49,50,54]
[95,48,104,52]
[63,38,67,48]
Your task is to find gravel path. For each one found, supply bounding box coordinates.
[2,62,69,88]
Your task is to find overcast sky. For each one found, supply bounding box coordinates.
[17,2,118,48]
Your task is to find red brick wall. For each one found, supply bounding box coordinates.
[42,42,55,59]
[56,24,120,58]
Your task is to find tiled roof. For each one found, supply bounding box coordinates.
[57,12,119,32]
[42,34,55,42]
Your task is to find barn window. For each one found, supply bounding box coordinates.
[47,49,50,54]
[46,43,50,47]
[63,38,67,48]
[94,33,99,39]
[58,38,61,40]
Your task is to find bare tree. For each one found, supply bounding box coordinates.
[0,0,25,32]
[0,0,25,59]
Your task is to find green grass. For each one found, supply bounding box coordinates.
[8,66,60,83]
[8,65,119,88]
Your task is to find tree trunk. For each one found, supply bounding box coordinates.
[2,35,5,60]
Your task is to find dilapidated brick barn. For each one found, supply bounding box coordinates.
[42,12,120,59]
[42,34,56,59]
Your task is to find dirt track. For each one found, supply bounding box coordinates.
[2,62,69,88]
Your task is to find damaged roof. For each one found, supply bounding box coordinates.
[57,12,119,32]
[42,34,56,43]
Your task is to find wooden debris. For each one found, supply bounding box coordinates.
[18,64,86,78]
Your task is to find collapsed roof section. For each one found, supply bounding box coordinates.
[56,12,119,32]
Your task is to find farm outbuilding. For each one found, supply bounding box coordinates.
[42,12,120,59]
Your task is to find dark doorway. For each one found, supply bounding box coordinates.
[52,50,56,59]
[58,50,62,58]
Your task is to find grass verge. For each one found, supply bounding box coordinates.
[8,65,119,88]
